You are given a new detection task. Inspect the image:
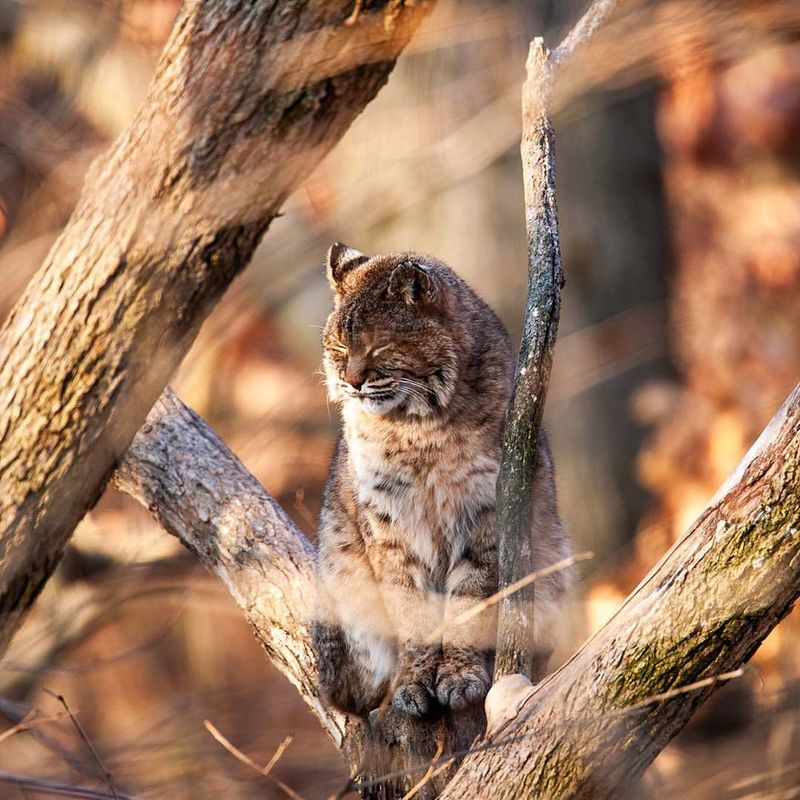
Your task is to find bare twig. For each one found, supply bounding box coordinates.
[400,741,446,800]
[0,699,109,786]
[551,0,618,65]
[0,709,70,745]
[371,552,591,727]
[263,735,295,777]
[494,0,616,680]
[0,772,132,800]
[204,720,303,800]
[446,551,592,637]
[42,689,118,798]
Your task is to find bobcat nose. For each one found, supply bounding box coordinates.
[344,373,365,391]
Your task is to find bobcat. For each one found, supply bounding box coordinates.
[311,243,571,718]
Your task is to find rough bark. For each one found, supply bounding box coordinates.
[443,383,800,799]
[116,381,800,798]
[494,0,617,680]
[110,1,800,796]
[494,37,563,681]
[112,388,341,743]
[0,0,432,651]
[114,388,480,799]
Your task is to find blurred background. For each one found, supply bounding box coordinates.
[1,0,799,797]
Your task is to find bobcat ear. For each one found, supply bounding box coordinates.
[387,261,441,308]
[327,242,369,291]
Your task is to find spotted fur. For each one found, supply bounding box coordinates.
[312,244,571,718]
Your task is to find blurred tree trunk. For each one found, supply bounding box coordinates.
[0,0,432,651]
[588,32,800,659]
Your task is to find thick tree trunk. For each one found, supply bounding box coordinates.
[0,0,432,650]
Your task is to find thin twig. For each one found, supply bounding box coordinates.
[552,0,618,65]
[400,740,445,800]
[42,689,118,798]
[0,772,133,800]
[0,709,70,746]
[606,669,745,716]
[262,734,294,776]
[204,720,303,800]
[441,551,592,638]
[0,699,111,786]
[372,552,591,724]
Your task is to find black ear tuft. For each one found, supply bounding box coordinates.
[387,261,440,308]
[327,243,369,291]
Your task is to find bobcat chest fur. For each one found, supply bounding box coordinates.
[345,406,499,589]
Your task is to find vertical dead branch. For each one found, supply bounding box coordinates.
[494,37,562,681]
[494,0,617,680]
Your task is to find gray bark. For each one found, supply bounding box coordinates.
[441,382,800,798]
[494,37,563,681]
[116,381,800,799]
[494,0,617,680]
[7,0,797,796]
[0,0,432,651]
[114,388,480,799]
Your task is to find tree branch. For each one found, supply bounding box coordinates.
[494,0,616,680]
[116,379,800,798]
[0,0,432,652]
[444,383,800,798]
[114,389,483,799]
[551,0,618,66]
[111,388,341,743]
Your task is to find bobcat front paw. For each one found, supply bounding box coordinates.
[435,652,491,711]
[391,679,436,717]
[390,645,440,718]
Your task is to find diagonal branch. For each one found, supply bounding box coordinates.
[551,0,618,65]
[114,390,485,799]
[0,0,433,654]
[444,383,800,798]
[111,388,341,745]
[115,379,800,798]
